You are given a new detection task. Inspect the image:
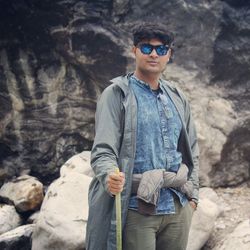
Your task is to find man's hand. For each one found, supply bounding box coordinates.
[107,171,125,195]
[189,200,197,210]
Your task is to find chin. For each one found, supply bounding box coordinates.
[146,68,162,74]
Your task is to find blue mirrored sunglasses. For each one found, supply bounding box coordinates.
[138,43,169,56]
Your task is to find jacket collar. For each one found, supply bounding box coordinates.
[109,73,132,96]
[110,73,185,123]
[110,72,178,96]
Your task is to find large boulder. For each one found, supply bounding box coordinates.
[210,119,250,187]
[0,175,44,212]
[187,188,220,250]
[32,151,93,250]
[0,204,22,235]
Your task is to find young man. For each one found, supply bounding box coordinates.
[86,22,199,250]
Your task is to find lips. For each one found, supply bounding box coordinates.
[147,61,158,65]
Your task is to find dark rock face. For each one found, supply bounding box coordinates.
[0,225,34,250]
[211,0,250,88]
[0,237,31,250]
[0,0,127,184]
[210,119,250,187]
[0,0,249,186]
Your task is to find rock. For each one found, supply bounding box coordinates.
[0,224,34,250]
[0,167,8,187]
[199,187,220,204]
[0,204,22,235]
[202,186,250,250]
[210,119,250,187]
[0,0,249,189]
[32,152,92,250]
[60,151,94,177]
[213,220,250,250]
[187,195,220,250]
[0,175,44,212]
[164,66,238,186]
[206,98,237,135]
[112,0,130,21]
[0,0,126,184]
[27,211,40,224]
[194,95,236,186]
[211,0,250,89]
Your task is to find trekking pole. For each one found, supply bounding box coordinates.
[115,167,122,250]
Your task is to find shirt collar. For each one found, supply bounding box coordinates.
[130,74,164,93]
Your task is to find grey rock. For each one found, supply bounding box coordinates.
[187,195,220,250]
[210,119,250,187]
[0,0,249,188]
[164,66,238,186]
[200,186,250,250]
[211,1,250,89]
[0,224,34,250]
[60,151,94,177]
[0,0,127,185]
[213,219,250,250]
[0,204,22,235]
[27,211,40,224]
[199,187,220,204]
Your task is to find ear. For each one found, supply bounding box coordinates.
[167,49,172,58]
[132,46,136,55]
[169,48,174,62]
[166,49,171,62]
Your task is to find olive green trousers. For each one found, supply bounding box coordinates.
[123,198,194,250]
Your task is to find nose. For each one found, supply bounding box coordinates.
[150,48,158,57]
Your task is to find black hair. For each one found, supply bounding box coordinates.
[132,22,174,47]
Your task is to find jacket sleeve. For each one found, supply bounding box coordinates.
[184,98,200,203]
[91,84,124,194]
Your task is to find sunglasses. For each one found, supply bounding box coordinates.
[137,43,169,56]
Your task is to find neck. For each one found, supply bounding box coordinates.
[134,70,160,90]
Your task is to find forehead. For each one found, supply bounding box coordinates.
[139,38,165,45]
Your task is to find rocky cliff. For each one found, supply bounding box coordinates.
[1,1,250,250]
[0,0,249,186]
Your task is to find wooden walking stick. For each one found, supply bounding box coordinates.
[115,167,122,250]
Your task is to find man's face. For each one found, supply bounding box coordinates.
[133,38,171,76]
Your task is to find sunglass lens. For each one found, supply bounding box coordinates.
[140,44,153,55]
[156,45,168,56]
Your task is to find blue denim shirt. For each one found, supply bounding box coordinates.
[128,75,188,214]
